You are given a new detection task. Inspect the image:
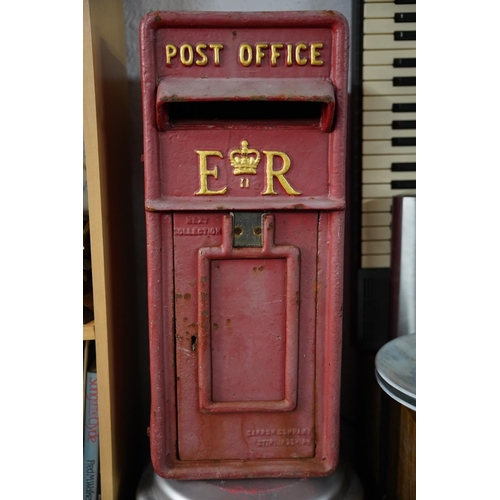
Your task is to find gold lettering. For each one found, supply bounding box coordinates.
[310,43,324,66]
[195,151,227,195]
[165,44,177,66]
[180,44,194,66]
[286,44,293,66]
[295,43,308,66]
[239,43,253,67]
[270,43,283,66]
[255,43,268,66]
[166,42,324,68]
[262,151,301,196]
[209,43,224,66]
[195,43,208,66]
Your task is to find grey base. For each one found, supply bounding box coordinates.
[136,459,364,500]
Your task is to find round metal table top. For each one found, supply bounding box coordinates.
[375,334,416,411]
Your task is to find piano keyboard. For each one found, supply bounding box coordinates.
[361,0,416,269]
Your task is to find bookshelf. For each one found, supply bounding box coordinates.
[83,320,95,341]
[83,0,142,498]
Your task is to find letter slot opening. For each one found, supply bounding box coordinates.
[167,100,323,125]
[156,77,335,132]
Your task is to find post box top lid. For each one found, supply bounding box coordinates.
[140,10,348,30]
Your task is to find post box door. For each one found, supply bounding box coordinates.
[173,211,318,460]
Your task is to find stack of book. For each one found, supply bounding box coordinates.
[83,342,99,500]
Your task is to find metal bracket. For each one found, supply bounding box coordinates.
[231,212,264,248]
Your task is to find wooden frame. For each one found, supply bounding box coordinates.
[83,1,139,498]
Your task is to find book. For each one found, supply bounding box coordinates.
[83,363,99,500]
[83,341,90,425]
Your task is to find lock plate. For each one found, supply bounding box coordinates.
[232,212,264,248]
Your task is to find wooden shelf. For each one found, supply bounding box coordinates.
[83,320,95,341]
[84,1,139,498]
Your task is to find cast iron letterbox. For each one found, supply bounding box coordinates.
[140,11,349,480]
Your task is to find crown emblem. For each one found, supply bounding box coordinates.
[230,140,261,175]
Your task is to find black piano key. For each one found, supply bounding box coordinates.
[394,31,412,41]
[394,31,416,41]
[392,103,416,112]
[393,76,416,86]
[392,120,416,129]
[393,58,416,68]
[394,0,416,4]
[394,12,416,22]
[392,137,416,147]
[391,163,416,172]
[391,180,416,189]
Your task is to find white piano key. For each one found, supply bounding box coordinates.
[364,3,416,19]
[362,212,392,226]
[364,49,416,65]
[362,254,391,269]
[363,111,416,125]
[363,95,416,111]
[363,65,416,80]
[364,19,416,34]
[362,198,392,213]
[362,226,392,241]
[363,126,416,140]
[363,81,416,96]
[362,241,391,255]
[363,141,416,155]
[364,35,416,51]
[363,154,416,169]
[363,170,416,183]
[362,184,416,198]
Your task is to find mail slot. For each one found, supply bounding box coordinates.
[139,11,349,480]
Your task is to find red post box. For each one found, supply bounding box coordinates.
[140,11,349,481]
